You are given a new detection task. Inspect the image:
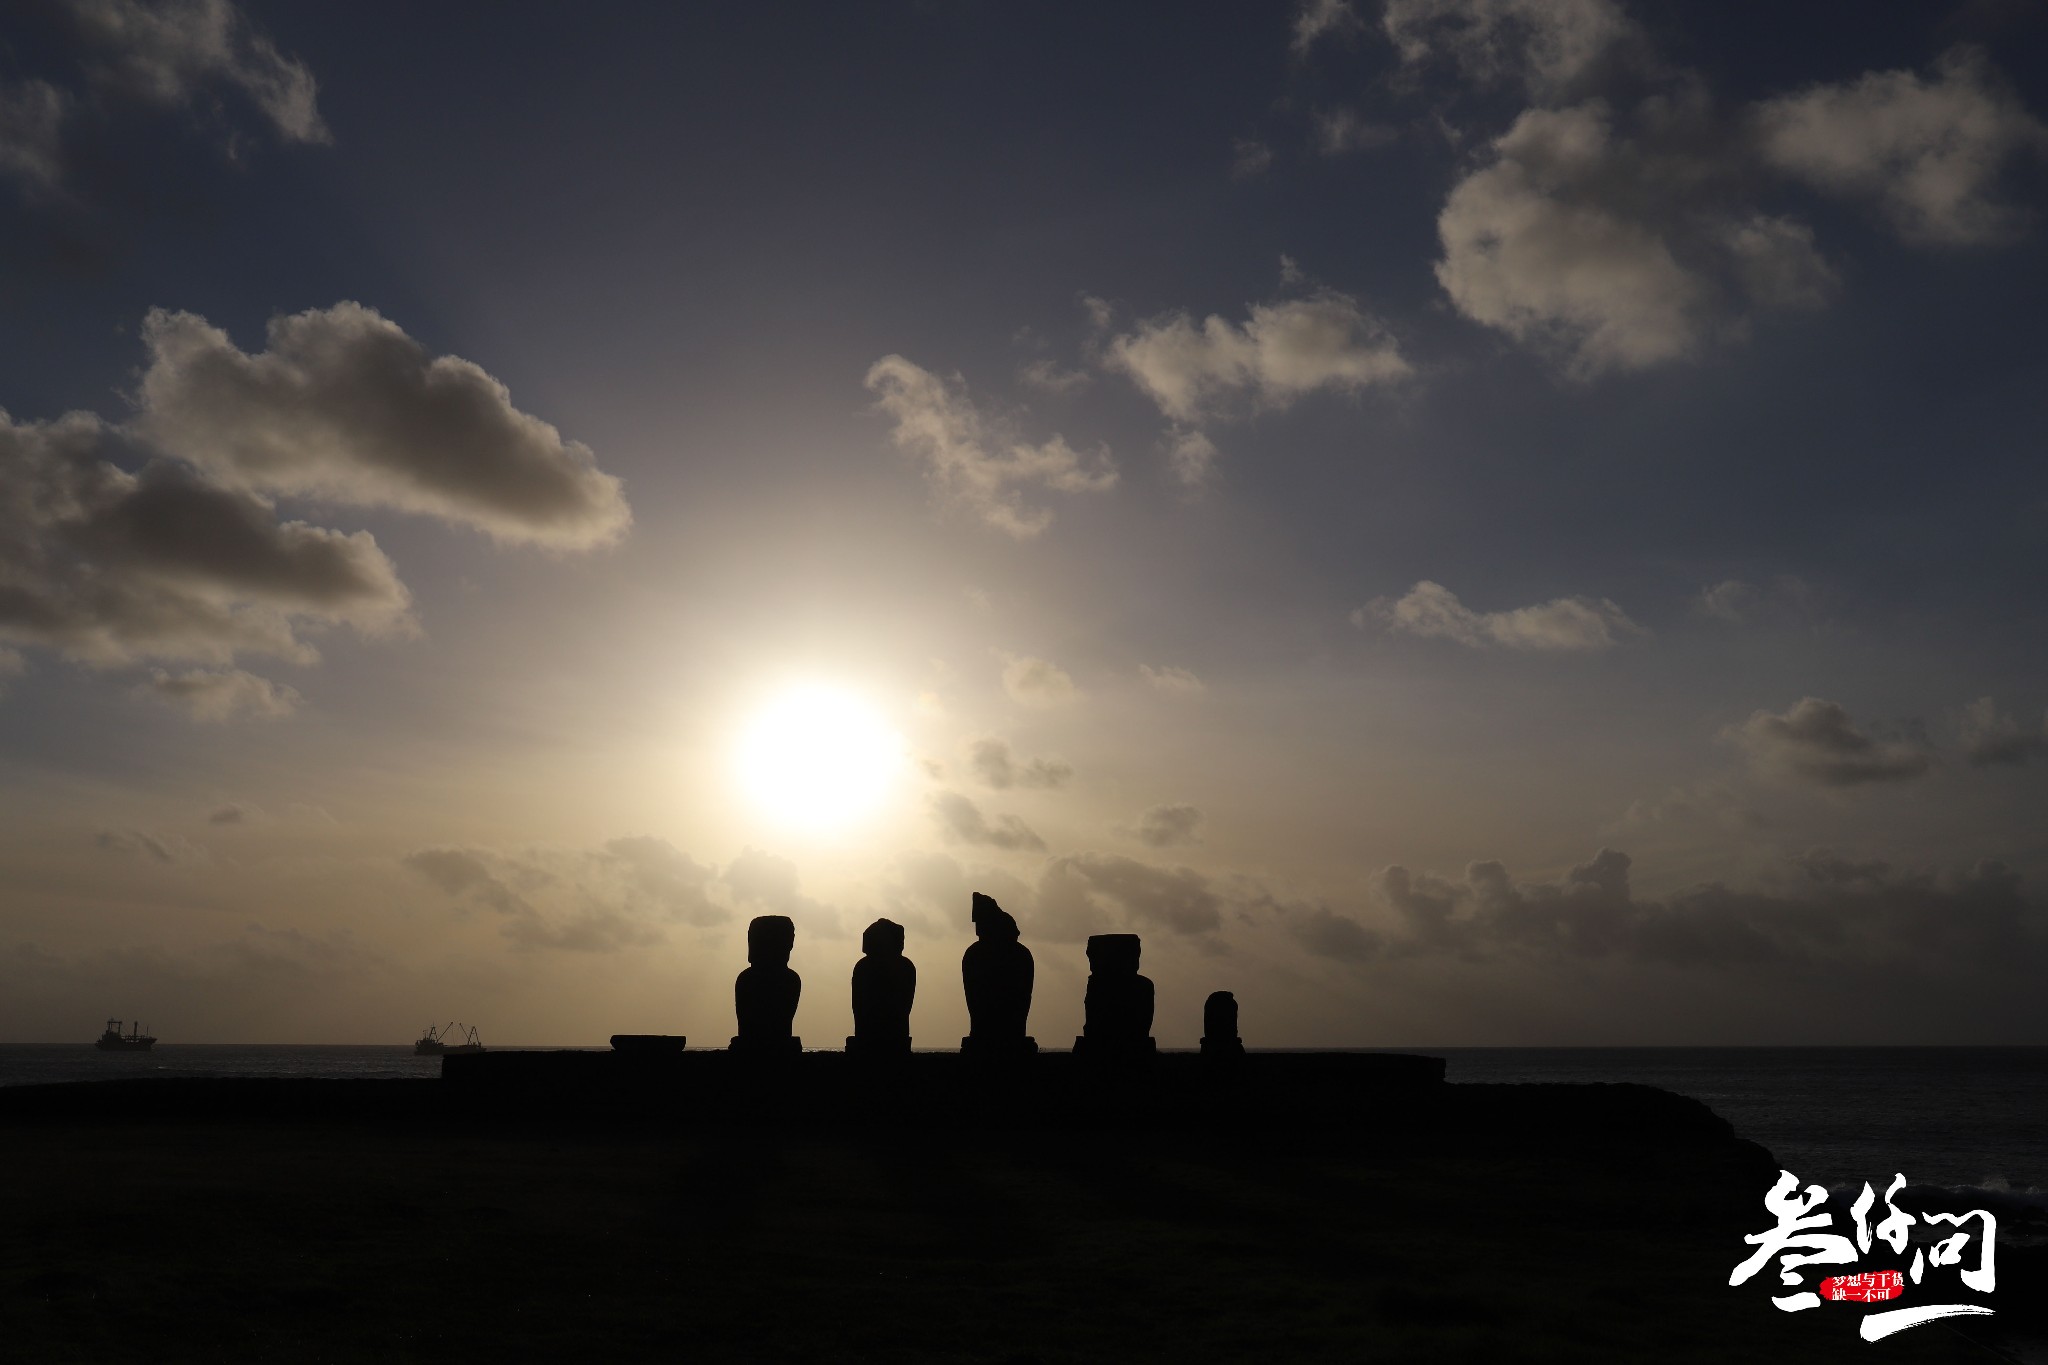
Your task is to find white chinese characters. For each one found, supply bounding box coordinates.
[1731,1170,1996,1342]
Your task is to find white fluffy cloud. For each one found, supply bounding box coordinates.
[1382,0,1633,97]
[1435,102,1835,377]
[1,304,627,684]
[865,356,1117,539]
[68,0,328,144]
[1358,580,1643,651]
[1756,47,2048,246]
[142,666,300,722]
[138,304,631,549]
[1726,697,1932,786]
[1107,292,1409,424]
[0,408,413,667]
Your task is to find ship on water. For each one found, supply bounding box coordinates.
[414,1023,484,1056]
[95,1019,155,1052]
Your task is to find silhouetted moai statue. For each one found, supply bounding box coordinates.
[731,914,801,1055]
[960,892,1036,1056]
[1200,990,1245,1058]
[847,917,915,1055]
[1073,933,1156,1057]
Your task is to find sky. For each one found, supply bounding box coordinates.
[1,0,2044,1046]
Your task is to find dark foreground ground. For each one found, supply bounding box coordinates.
[0,1061,2030,1363]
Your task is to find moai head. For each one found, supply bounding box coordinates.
[862,917,905,957]
[1204,990,1238,1034]
[746,914,795,966]
[1085,933,1141,977]
[970,892,1019,941]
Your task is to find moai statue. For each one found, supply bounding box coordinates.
[731,915,801,1055]
[847,917,916,1055]
[1200,990,1245,1058]
[960,892,1035,1055]
[1073,933,1156,1057]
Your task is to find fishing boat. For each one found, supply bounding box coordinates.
[414,1022,485,1055]
[95,1018,155,1051]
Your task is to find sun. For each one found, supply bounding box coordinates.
[733,683,905,831]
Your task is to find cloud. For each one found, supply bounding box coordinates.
[966,738,1072,791]
[1958,697,2047,766]
[498,907,665,954]
[1381,0,1635,97]
[4,299,628,684]
[1435,101,1835,377]
[1133,803,1204,848]
[1162,428,1219,487]
[405,838,728,950]
[402,847,533,917]
[1358,580,1643,650]
[1605,783,1767,837]
[597,835,725,926]
[0,79,70,191]
[1140,664,1206,695]
[1304,846,2044,973]
[1000,652,1078,707]
[1230,136,1274,179]
[206,803,249,825]
[67,0,328,144]
[1726,697,1932,786]
[929,791,1047,853]
[1292,0,1363,57]
[95,827,208,865]
[1017,358,1090,395]
[1697,579,1757,623]
[1313,108,1397,156]
[722,847,839,933]
[865,356,1116,539]
[1106,291,1409,424]
[1037,854,1226,938]
[137,304,631,549]
[1755,47,2048,245]
[1694,576,1823,626]
[142,666,300,722]
[0,407,414,667]
[1289,904,1386,963]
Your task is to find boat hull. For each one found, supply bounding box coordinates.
[95,1038,155,1052]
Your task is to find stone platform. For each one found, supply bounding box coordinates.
[432,1047,1448,1130]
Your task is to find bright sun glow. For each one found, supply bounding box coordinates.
[734,683,904,831]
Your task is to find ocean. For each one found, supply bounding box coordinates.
[3,1042,2041,1205]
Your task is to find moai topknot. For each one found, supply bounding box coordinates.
[1200,990,1244,1058]
[1073,933,1156,1057]
[731,914,801,1055]
[848,917,916,1055]
[961,892,1035,1056]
